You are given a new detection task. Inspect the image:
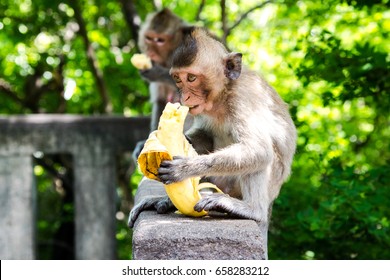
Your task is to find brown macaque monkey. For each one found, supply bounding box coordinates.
[129,27,296,254]
[138,8,189,130]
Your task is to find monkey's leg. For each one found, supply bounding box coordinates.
[128,195,175,228]
[194,193,264,222]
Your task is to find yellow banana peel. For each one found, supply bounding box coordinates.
[137,102,223,217]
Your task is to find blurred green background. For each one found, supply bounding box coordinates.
[1,0,389,259]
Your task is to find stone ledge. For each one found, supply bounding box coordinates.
[131,178,267,260]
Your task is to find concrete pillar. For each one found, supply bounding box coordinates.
[73,147,117,260]
[0,155,36,259]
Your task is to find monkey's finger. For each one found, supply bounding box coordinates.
[158,162,174,175]
[194,193,227,212]
[158,174,177,185]
[172,156,185,160]
[160,179,174,185]
[158,167,181,184]
[156,197,174,213]
[159,160,173,168]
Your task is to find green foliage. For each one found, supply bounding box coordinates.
[271,161,390,259]
[264,0,390,260]
[296,31,389,111]
[1,0,389,260]
[0,0,150,114]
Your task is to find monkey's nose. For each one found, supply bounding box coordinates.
[181,94,190,103]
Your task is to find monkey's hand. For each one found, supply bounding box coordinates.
[158,156,191,185]
[140,64,175,85]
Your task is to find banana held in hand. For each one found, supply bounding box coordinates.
[137,102,223,217]
[130,53,152,70]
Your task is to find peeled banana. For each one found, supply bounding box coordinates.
[130,53,152,70]
[137,102,222,217]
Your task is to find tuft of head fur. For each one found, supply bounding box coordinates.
[172,27,228,69]
[146,8,184,35]
[171,26,198,68]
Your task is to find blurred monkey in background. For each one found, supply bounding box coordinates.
[138,8,189,130]
[132,9,191,162]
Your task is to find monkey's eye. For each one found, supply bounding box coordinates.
[187,74,197,82]
[145,36,153,43]
[145,36,166,45]
[173,75,182,83]
[156,38,166,45]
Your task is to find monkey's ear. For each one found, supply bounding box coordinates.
[224,52,242,80]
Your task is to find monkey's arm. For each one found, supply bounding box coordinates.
[150,98,166,130]
[158,140,273,184]
[140,64,175,86]
[185,128,214,155]
[158,141,274,222]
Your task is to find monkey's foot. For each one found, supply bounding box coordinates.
[194,193,232,214]
[128,195,174,228]
[195,193,259,221]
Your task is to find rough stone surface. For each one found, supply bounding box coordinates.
[0,115,150,260]
[132,179,267,260]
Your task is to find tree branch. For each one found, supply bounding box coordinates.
[119,0,141,50]
[0,79,23,103]
[220,0,228,45]
[55,54,67,113]
[69,0,113,114]
[221,0,273,44]
[195,0,206,22]
[229,1,273,32]
[0,79,32,112]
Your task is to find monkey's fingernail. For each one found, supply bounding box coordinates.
[193,205,202,212]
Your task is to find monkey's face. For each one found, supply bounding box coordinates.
[170,27,243,115]
[170,68,213,115]
[144,31,174,65]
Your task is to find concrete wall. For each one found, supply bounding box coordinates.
[0,115,149,259]
[132,179,267,260]
[0,114,267,260]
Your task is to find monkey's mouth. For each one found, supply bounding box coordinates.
[186,104,200,111]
